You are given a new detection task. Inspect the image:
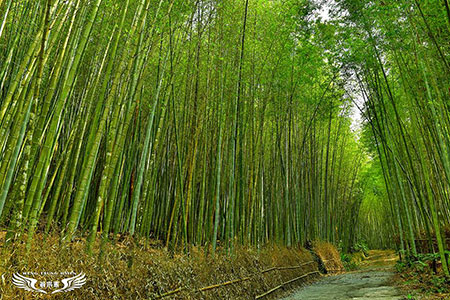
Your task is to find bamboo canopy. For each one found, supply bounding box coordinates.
[0,0,449,277]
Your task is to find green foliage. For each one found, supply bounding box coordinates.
[352,240,369,256]
[333,0,450,276]
[397,253,449,295]
[0,1,448,285]
[340,253,358,271]
[0,0,368,256]
[395,260,407,273]
[397,253,440,272]
[429,276,448,294]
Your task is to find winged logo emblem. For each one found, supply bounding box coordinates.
[52,272,86,294]
[12,273,47,294]
[12,272,86,294]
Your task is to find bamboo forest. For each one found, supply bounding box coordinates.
[0,0,449,299]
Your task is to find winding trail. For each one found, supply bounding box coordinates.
[281,250,403,300]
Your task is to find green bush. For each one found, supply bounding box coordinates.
[341,253,358,271]
[353,240,369,256]
[430,276,448,293]
[395,252,449,296]
[395,260,407,273]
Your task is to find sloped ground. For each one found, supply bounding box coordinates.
[281,269,403,300]
[281,250,404,300]
[360,250,399,269]
[0,233,323,299]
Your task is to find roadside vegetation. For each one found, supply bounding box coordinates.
[395,254,450,300]
[0,0,449,298]
[339,240,370,271]
[0,233,347,299]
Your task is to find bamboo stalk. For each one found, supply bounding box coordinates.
[255,271,321,299]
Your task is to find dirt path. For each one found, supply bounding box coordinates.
[281,250,404,300]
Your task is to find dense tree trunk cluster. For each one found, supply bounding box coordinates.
[337,0,450,275]
[0,0,448,277]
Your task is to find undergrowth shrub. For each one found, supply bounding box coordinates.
[352,240,369,257]
[340,253,358,271]
[395,253,450,296]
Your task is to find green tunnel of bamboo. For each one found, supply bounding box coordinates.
[0,0,449,276]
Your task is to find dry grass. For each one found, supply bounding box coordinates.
[0,234,320,299]
[312,241,344,273]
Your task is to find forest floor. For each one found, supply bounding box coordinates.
[0,233,327,299]
[281,250,405,300]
